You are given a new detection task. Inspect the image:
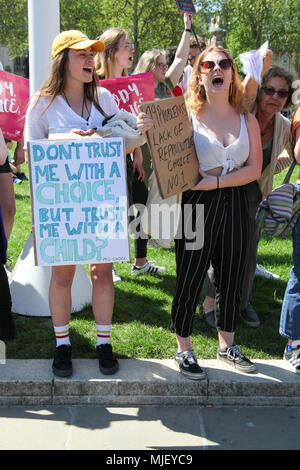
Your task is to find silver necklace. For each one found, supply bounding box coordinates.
[63,92,86,118]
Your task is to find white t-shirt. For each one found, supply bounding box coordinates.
[24,87,119,144]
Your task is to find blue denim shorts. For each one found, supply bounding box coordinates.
[280,184,300,340]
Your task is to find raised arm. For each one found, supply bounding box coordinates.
[166,13,193,88]
[242,49,273,101]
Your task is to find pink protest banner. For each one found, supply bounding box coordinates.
[0,71,29,141]
[99,72,155,115]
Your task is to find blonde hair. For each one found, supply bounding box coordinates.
[133,49,165,75]
[186,46,247,117]
[95,28,129,79]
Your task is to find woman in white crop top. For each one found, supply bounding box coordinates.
[138,46,262,379]
[24,30,140,378]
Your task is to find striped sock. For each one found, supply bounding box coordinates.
[54,324,71,347]
[96,324,111,346]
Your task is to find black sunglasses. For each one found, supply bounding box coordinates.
[261,86,289,99]
[200,59,233,71]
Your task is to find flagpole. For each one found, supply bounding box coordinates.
[27,0,60,95]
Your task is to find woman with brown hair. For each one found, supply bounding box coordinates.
[24,30,125,378]
[95,27,166,279]
[138,46,262,379]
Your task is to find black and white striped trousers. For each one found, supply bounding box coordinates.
[171,186,249,337]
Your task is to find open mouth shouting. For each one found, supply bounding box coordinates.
[212,76,224,88]
[83,66,93,74]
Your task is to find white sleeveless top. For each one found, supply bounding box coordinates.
[191,113,250,175]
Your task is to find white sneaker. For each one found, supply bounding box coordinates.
[283,345,300,374]
[255,264,280,280]
[112,265,122,283]
[131,260,166,276]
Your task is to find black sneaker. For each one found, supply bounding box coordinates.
[283,345,300,374]
[240,305,260,328]
[52,344,73,377]
[174,350,206,380]
[97,343,119,375]
[217,345,255,373]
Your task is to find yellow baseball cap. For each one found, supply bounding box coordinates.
[52,30,105,59]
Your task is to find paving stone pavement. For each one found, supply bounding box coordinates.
[1,358,300,450]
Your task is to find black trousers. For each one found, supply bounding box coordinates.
[126,155,148,259]
[171,186,249,337]
[201,181,262,310]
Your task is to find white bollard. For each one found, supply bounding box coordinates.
[10,233,92,317]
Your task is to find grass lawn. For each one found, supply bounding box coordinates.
[5,163,299,360]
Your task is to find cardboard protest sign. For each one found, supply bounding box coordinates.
[100,72,155,115]
[0,71,29,141]
[27,135,129,266]
[140,96,199,199]
[175,0,197,14]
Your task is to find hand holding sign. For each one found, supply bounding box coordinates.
[175,0,196,15]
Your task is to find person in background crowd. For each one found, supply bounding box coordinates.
[95,27,165,280]
[280,103,300,374]
[5,138,28,184]
[133,13,194,192]
[0,135,24,244]
[0,128,15,341]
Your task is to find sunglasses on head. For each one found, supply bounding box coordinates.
[262,86,289,99]
[200,58,233,71]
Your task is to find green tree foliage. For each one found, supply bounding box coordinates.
[1,0,298,71]
[196,0,299,65]
[0,0,28,57]
[0,0,206,62]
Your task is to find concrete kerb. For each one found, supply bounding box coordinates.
[0,358,300,406]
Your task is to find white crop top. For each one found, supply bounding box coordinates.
[191,113,250,175]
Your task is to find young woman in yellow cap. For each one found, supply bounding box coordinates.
[24,30,130,378]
